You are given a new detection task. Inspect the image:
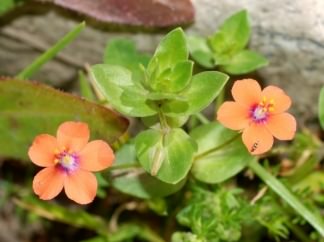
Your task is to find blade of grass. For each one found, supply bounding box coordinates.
[16,22,85,80]
[248,158,324,237]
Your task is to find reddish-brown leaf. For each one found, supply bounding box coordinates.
[49,0,195,27]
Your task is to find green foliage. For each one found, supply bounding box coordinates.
[319,86,324,129]
[135,128,197,184]
[110,142,186,198]
[221,50,268,75]
[104,39,150,82]
[188,10,268,74]
[91,64,156,117]
[0,0,24,15]
[175,184,252,242]
[254,193,290,239]
[209,10,250,57]
[190,122,252,183]
[0,78,128,160]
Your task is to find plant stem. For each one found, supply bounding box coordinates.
[193,113,210,124]
[16,22,85,80]
[194,133,240,161]
[248,158,324,237]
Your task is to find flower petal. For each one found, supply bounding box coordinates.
[28,134,57,167]
[64,170,97,204]
[57,121,90,152]
[267,113,296,140]
[33,167,65,200]
[79,140,115,172]
[232,79,262,107]
[262,86,292,113]
[242,124,274,155]
[217,101,250,130]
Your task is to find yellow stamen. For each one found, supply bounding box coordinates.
[54,158,59,164]
[268,107,275,112]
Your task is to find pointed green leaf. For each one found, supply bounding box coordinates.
[190,122,252,183]
[187,35,214,68]
[147,28,188,75]
[0,78,128,160]
[319,87,324,129]
[91,64,156,117]
[165,71,229,117]
[104,39,150,82]
[209,10,250,56]
[222,50,268,74]
[135,128,197,184]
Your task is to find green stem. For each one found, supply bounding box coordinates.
[248,158,324,237]
[194,133,240,161]
[193,113,210,124]
[16,22,85,80]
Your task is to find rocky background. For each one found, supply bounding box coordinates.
[0,0,323,123]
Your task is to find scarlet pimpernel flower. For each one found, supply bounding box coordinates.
[28,121,114,204]
[217,79,296,155]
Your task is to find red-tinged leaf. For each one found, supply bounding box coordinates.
[0,78,129,160]
[47,0,194,27]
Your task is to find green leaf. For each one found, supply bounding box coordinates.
[319,87,324,129]
[135,128,197,184]
[104,39,150,82]
[187,35,214,68]
[148,28,188,73]
[222,50,268,74]
[91,64,156,117]
[150,61,194,93]
[0,0,24,16]
[111,142,186,198]
[112,167,186,199]
[166,71,229,117]
[0,78,128,160]
[209,10,250,56]
[190,122,252,183]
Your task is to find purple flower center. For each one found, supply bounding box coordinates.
[250,97,275,123]
[55,151,79,172]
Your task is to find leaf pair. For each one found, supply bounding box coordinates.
[188,10,268,74]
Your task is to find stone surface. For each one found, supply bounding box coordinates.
[0,0,323,122]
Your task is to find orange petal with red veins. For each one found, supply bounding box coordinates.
[33,167,65,200]
[232,79,262,107]
[64,170,97,204]
[267,113,296,140]
[28,134,57,167]
[79,140,115,172]
[262,86,292,113]
[242,124,274,155]
[57,121,90,152]
[217,101,250,130]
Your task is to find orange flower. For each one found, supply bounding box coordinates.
[28,121,115,204]
[217,79,296,155]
